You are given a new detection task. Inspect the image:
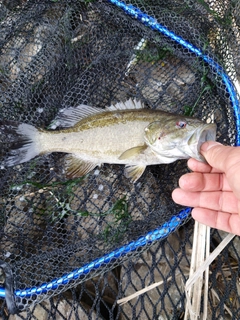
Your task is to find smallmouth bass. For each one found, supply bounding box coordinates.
[0,99,216,182]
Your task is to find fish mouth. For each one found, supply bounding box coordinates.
[189,123,217,161]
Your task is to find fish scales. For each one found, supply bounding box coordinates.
[0,99,217,182]
[38,109,164,164]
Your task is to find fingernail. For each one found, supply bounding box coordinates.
[200,141,221,153]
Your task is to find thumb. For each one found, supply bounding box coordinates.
[201,141,240,215]
[200,141,236,172]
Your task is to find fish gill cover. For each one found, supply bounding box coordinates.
[0,0,239,317]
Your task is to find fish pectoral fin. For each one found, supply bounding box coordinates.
[64,154,98,179]
[124,164,146,182]
[119,145,148,160]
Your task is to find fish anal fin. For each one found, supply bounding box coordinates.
[64,154,98,179]
[124,165,146,182]
[119,144,148,160]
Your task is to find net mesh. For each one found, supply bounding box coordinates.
[0,0,239,317]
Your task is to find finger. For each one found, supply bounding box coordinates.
[191,208,240,235]
[172,189,238,214]
[178,172,231,192]
[187,158,222,173]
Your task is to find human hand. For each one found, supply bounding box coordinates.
[172,141,240,235]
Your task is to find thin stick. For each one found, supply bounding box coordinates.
[117,231,235,311]
[117,272,190,306]
[202,226,210,320]
[211,288,233,317]
[185,232,235,319]
[186,233,235,289]
[185,222,208,320]
[125,38,147,76]
[186,220,199,308]
[117,277,172,306]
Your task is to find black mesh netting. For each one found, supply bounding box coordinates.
[0,0,240,318]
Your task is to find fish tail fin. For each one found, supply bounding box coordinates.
[0,120,41,167]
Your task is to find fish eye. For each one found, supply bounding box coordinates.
[176,121,187,129]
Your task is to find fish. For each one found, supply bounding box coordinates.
[0,99,216,182]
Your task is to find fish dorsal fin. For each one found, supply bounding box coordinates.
[106,98,144,111]
[124,164,146,182]
[119,144,148,160]
[49,98,144,129]
[49,105,105,129]
[64,154,99,179]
